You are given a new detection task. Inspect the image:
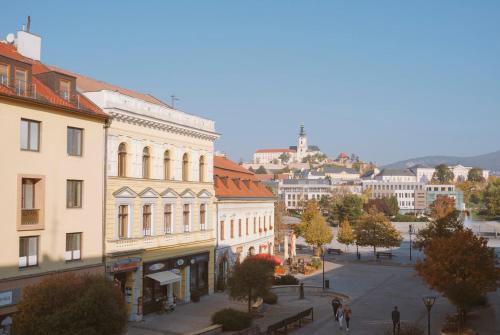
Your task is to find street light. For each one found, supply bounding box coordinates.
[408,224,414,261]
[422,295,437,335]
[322,246,325,290]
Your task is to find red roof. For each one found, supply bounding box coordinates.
[255,148,295,153]
[214,156,274,199]
[338,152,349,158]
[0,42,105,119]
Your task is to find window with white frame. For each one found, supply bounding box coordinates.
[65,233,81,261]
[19,236,38,268]
[164,203,173,234]
[200,203,207,230]
[142,204,152,236]
[183,204,190,232]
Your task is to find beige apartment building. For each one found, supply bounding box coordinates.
[51,68,219,320]
[0,31,106,322]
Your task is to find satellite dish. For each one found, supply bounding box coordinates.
[6,33,15,43]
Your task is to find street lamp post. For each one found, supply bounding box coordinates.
[322,246,325,290]
[422,295,436,335]
[409,224,414,261]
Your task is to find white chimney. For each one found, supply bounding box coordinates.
[15,30,41,61]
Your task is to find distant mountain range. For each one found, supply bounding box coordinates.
[383,150,500,175]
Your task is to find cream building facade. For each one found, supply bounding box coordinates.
[0,35,106,321]
[72,83,219,319]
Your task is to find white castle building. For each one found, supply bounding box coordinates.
[253,125,323,164]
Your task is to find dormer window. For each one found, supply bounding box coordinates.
[15,69,27,96]
[0,63,8,86]
[59,79,71,101]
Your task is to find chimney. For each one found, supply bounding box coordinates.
[15,17,41,61]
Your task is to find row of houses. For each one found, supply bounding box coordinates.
[0,27,275,324]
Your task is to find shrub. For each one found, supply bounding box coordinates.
[309,257,322,269]
[262,291,278,304]
[13,273,127,335]
[273,274,299,286]
[211,308,252,331]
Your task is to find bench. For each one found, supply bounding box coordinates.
[250,297,263,314]
[376,252,392,259]
[266,307,314,334]
[327,248,343,255]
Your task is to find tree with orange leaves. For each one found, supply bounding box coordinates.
[416,229,499,325]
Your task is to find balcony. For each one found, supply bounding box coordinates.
[21,209,39,226]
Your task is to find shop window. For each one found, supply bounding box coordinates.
[65,233,81,261]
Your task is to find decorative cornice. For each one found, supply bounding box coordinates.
[109,110,219,142]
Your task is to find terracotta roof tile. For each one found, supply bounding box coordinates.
[214,156,274,199]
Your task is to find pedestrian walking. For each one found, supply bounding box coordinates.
[343,305,352,332]
[331,298,341,321]
[392,306,400,335]
[336,306,344,330]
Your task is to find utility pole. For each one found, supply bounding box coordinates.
[170,95,179,109]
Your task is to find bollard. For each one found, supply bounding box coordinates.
[299,283,304,299]
[324,279,330,289]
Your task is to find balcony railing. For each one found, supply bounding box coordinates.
[21,209,39,225]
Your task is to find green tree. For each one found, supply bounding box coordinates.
[337,194,364,224]
[13,274,127,335]
[432,164,454,184]
[227,257,276,312]
[278,152,290,164]
[483,178,500,217]
[296,201,333,256]
[467,167,485,183]
[416,230,499,325]
[354,207,402,254]
[383,196,399,216]
[414,196,462,250]
[255,165,267,174]
[337,219,356,250]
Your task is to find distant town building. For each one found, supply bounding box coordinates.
[362,180,425,212]
[253,125,324,164]
[425,184,465,211]
[324,166,360,181]
[374,168,417,183]
[411,164,490,183]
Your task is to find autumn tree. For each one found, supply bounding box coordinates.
[432,164,454,184]
[255,165,267,174]
[414,196,462,250]
[296,201,333,256]
[13,274,127,335]
[363,198,392,217]
[354,207,402,254]
[279,152,290,164]
[336,194,364,224]
[337,219,356,250]
[416,230,499,325]
[483,178,500,217]
[227,257,276,312]
[467,167,485,183]
[383,196,400,216]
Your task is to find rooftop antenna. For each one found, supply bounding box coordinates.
[170,94,179,109]
[27,16,31,32]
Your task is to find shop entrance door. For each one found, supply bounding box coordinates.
[190,261,208,295]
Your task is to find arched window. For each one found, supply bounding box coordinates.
[118,143,127,177]
[199,156,205,182]
[182,153,189,181]
[142,147,151,179]
[164,150,171,180]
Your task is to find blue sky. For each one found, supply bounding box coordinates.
[2,1,499,164]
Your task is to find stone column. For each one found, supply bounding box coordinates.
[184,265,191,302]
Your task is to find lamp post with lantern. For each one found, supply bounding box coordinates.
[422,295,437,335]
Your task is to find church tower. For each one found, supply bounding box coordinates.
[297,124,308,162]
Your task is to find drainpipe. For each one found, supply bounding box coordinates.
[102,118,111,267]
[214,200,219,291]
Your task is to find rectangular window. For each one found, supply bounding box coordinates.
[65,233,81,261]
[269,215,273,229]
[15,69,27,96]
[253,217,256,234]
[238,219,242,237]
[20,119,40,151]
[0,63,8,86]
[143,204,152,236]
[200,204,206,230]
[19,236,38,268]
[67,127,83,156]
[118,205,128,239]
[59,79,71,100]
[220,220,225,240]
[183,204,190,232]
[164,204,172,234]
[22,178,36,209]
[66,180,82,208]
[246,218,249,235]
[230,220,234,239]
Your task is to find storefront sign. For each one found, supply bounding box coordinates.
[148,263,165,272]
[177,259,185,266]
[0,291,12,307]
[113,262,139,273]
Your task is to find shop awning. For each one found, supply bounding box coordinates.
[146,270,181,286]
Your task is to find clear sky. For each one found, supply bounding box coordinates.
[2,1,499,164]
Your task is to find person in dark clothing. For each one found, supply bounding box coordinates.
[392,306,400,335]
[331,298,341,321]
